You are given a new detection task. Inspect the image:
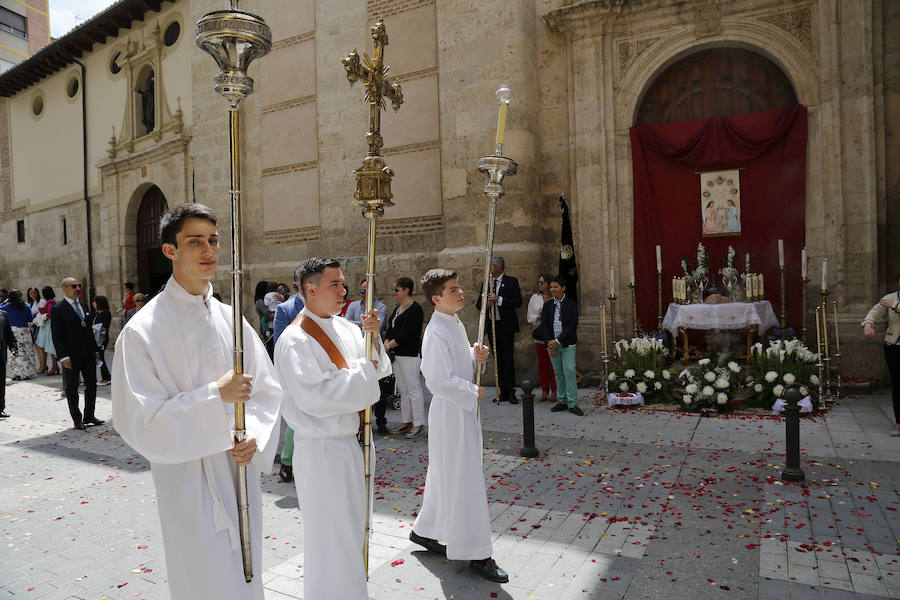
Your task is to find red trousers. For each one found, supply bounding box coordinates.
[534,342,557,395]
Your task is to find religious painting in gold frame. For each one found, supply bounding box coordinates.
[699,169,742,237]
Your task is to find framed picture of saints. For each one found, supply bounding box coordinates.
[699,169,742,237]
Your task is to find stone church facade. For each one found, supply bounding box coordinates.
[0,0,896,380]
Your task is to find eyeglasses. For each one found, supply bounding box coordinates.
[359,289,366,294]
[393,288,401,292]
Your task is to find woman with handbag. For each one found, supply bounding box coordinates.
[91,296,112,385]
[385,277,426,438]
[862,273,900,436]
[526,274,555,402]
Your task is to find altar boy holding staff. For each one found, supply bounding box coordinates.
[410,268,509,583]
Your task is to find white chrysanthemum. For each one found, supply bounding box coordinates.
[636,382,648,393]
[662,370,671,380]
[715,377,730,389]
[679,369,691,380]
[704,371,717,382]
[765,371,778,383]
[800,386,809,396]
[683,395,692,404]
[625,369,635,378]
[702,385,714,397]
[773,384,784,397]
[686,383,698,394]
[754,383,763,393]
[644,370,656,379]
[727,361,740,373]
[698,358,711,366]
[810,374,820,385]
[783,373,796,384]
[716,393,728,405]
[619,382,628,392]
[654,381,662,390]
[608,372,617,381]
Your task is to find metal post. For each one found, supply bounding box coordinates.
[781,385,805,482]
[519,379,539,458]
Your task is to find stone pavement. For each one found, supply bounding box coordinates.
[1,370,899,600]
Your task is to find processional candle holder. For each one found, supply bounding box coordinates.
[475,86,517,396]
[832,300,842,400]
[629,282,640,338]
[341,19,404,578]
[800,276,809,343]
[815,306,826,409]
[195,0,272,582]
[656,271,663,331]
[608,293,618,345]
[779,265,787,331]
[819,289,832,403]
[598,303,609,406]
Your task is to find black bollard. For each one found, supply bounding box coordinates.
[781,385,805,482]
[519,379,539,458]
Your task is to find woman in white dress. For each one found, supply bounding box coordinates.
[27,287,46,373]
[35,286,58,375]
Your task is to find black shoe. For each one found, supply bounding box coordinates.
[0,411,9,418]
[84,417,105,426]
[569,405,584,416]
[409,531,447,557]
[375,425,389,435]
[550,402,568,412]
[469,558,508,583]
[279,464,294,483]
[73,421,86,430]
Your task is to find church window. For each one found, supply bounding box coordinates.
[16,220,24,244]
[66,76,79,99]
[61,217,68,246]
[31,94,42,116]
[164,21,180,47]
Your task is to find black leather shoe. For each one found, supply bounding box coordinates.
[375,425,389,435]
[73,422,86,430]
[469,558,508,583]
[279,464,294,483]
[84,418,105,426]
[409,531,447,557]
[550,402,568,412]
[569,405,584,416]
[0,411,9,418]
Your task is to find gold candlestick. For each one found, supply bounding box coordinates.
[608,293,618,344]
[630,282,639,337]
[819,289,831,402]
[656,271,663,331]
[800,276,809,343]
[779,265,787,331]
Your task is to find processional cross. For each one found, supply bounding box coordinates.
[340,19,404,578]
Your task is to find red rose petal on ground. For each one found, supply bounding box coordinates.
[391,559,404,567]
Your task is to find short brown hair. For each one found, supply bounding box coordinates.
[421,268,457,305]
[395,277,414,294]
[133,293,147,304]
[159,203,217,246]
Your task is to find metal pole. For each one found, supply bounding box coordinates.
[361,216,376,574]
[475,197,497,389]
[519,379,538,458]
[781,385,805,481]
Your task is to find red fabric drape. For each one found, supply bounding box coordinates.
[630,105,807,335]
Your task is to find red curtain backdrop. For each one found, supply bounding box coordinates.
[630,105,808,335]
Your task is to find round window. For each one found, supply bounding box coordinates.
[66,77,79,98]
[32,95,43,116]
[110,52,122,75]
[164,21,180,46]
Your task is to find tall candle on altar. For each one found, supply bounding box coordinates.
[822,299,829,357]
[821,258,828,292]
[494,85,512,149]
[609,265,616,297]
[833,300,840,353]
[778,239,784,268]
[656,245,662,273]
[815,306,822,355]
[629,256,635,285]
[801,247,807,279]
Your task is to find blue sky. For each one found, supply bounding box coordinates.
[49,1,115,39]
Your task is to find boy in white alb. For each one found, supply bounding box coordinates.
[410,268,508,583]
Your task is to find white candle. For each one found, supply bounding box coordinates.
[801,247,807,279]
[748,274,755,299]
[629,256,635,285]
[759,274,764,297]
[821,258,827,292]
[609,266,615,297]
[656,245,662,273]
[778,239,784,268]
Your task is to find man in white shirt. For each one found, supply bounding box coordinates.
[112,203,282,600]
[274,257,390,600]
[344,277,391,433]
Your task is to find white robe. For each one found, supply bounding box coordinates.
[413,310,493,560]
[274,307,390,600]
[111,277,282,600]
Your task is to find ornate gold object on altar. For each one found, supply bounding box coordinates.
[195,0,272,583]
[341,19,404,579]
[342,20,404,220]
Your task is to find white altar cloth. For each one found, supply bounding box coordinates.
[662,301,779,339]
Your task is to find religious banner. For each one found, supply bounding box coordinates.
[699,169,741,236]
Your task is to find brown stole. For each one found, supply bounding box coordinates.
[294,313,364,432]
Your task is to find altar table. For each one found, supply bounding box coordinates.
[662,301,779,360]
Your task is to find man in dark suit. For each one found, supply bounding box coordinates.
[541,276,581,416]
[51,277,103,430]
[476,256,523,404]
[0,307,17,418]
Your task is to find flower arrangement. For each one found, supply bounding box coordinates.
[677,350,743,411]
[608,336,673,403]
[744,339,819,408]
[720,246,739,281]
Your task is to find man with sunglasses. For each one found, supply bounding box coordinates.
[51,277,102,430]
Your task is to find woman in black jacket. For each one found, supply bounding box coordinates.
[385,277,427,438]
[91,295,112,385]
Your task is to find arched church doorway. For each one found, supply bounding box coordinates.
[136,185,170,295]
[636,47,797,125]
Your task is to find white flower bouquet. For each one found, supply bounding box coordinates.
[745,339,820,409]
[677,349,742,411]
[612,335,673,404]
